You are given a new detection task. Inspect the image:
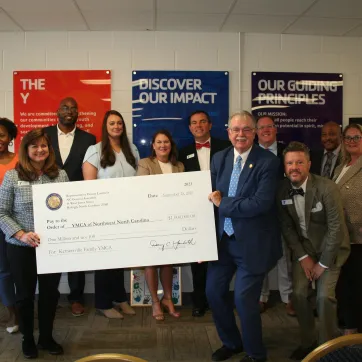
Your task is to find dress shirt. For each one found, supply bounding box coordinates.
[57,124,76,164]
[196,138,211,171]
[259,141,277,156]
[293,177,327,268]
[320,145,341,177]
[158,160,173,174]
[233,146,252,170]
[292,178,308,240]
[335,165,351,184]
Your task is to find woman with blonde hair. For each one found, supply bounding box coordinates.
[334,123,362,335]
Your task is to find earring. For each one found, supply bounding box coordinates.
[9,141,13,146]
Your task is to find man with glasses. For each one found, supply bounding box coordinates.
[310,121,342,179]
[179,110,230,318]
[256,116,295,317]
[207,111,281,362]
[44,97,96,317]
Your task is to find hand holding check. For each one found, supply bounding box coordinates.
[208,191,222,207]
[15,231,40,248]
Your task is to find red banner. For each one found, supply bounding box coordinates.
[13,70,111,151]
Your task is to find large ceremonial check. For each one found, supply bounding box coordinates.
[33,171,218,274]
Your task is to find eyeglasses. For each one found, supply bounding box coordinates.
[344,135,362,143]
[59,106,78,113]
[228,127,255,134]
[257,124,276,130]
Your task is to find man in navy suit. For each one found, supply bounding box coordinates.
[44,97,96,317]
[207,111,281,362]
[179,110,230,317]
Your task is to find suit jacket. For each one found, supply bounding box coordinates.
[44,125,96,182]
[277,173,350,267]
[310,148,342,178]
[0,169,68,246]
[211,144,282,274]
[276,142,286,179]
[136,157,184,176]
[178,137,231,172]
[333,156,362,244]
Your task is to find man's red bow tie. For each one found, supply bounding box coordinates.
[196,141,210,150]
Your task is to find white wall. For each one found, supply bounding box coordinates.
[1,30,361,292]
[3,32,362,134]
[0,31,241,134]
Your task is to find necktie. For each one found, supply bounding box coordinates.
[322,152,334,179]
[224,155,242,236]
[196,141,210,150]
[289,188,305,197]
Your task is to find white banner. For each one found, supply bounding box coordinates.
[33,171,218,274]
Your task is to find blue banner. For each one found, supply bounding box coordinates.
[132,71,229,158]
[251,72,343,149]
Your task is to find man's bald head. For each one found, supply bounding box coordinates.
[57,97,79,131]
[321,121,341,152]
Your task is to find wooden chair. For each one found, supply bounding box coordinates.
[74,353,148,362]
[302,334,362,362]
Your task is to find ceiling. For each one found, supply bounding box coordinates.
[1,0,362,36]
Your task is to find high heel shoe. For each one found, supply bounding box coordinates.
[152,299,165,321]
[161,297,181,318]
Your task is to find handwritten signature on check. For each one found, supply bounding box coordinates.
[150,238,196,251]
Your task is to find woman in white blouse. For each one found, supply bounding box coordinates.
[83,110,139,319]
[137,130,184,321]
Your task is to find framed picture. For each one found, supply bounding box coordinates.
[130,267,182,306]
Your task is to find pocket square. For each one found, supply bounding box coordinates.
[311,201,323,213]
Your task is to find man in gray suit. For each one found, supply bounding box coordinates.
[277,141,350,361]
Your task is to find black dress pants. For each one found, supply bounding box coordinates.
[7,243,61,341]
[94,268,127,309]
[336,244,362,331]
[190,261,208,309]
[67,271,85,303]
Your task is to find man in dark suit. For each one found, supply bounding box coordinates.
[207,111,281,362]
[178,110,230,317]
[44,97,96,317]
[310,121,342,178]
[256,116,295,316]
[278,141,350,360]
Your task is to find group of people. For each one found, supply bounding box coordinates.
[0,98,223,358]
[0,98,361,362]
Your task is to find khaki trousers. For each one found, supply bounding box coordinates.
[292,261,340,347]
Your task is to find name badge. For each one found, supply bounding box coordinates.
[18,181,30,186]
[281,199,293,205]
[187,153,195,159]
